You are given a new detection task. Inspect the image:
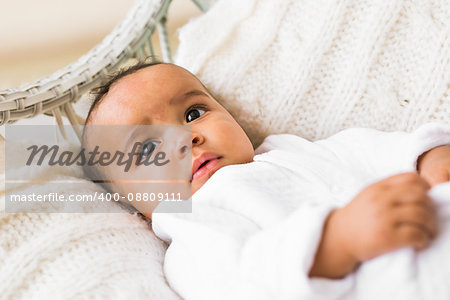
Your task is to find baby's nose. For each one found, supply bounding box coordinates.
[179,145,189,156]
[192,132,204,145]
[176,136,191,160]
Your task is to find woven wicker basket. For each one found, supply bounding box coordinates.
[0,0,215,140]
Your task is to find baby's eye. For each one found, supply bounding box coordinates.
[185,107,206,123]
[139,139,160,158]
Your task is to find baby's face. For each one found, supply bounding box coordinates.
[88,64,254,214]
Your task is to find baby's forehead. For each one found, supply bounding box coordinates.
[90,64,206,126]
[110,64,203,97]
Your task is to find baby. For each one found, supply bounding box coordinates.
[82,61,450,299]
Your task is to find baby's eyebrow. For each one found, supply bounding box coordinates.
[169,89,209,105]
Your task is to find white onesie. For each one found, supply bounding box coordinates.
[152,123,450,300]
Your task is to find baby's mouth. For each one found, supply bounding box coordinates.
[191,154,222,181]
[192,158,221,180]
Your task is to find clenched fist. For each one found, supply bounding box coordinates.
[310,173,437,279]
[335,173,436,262]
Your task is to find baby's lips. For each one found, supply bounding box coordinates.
[192,152,220,178]
[192,157,221,180]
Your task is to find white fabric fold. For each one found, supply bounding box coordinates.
[153,122,450,300]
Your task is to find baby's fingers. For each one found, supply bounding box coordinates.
[395,225,432,250]
[393,205,437,239]
[391,186,433,209]
[383,172,430,190]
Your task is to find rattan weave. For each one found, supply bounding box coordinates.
[0,0,172,139]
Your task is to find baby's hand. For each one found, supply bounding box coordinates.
[335,173,437,263]
[310,173,437,278]
[418,145,450,187]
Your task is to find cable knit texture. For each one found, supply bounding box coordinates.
[175,0,450,147]
[0,138,181,300]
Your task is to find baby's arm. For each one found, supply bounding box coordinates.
[310,127,450,279]
[309,172,436,278]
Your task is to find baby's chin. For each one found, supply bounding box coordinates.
[191,177,208,195]
[191,167,222,194]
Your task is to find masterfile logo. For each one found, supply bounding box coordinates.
[4,124,193,213]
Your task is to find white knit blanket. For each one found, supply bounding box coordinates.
[175,0,450,147]
[0,139,181,299]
